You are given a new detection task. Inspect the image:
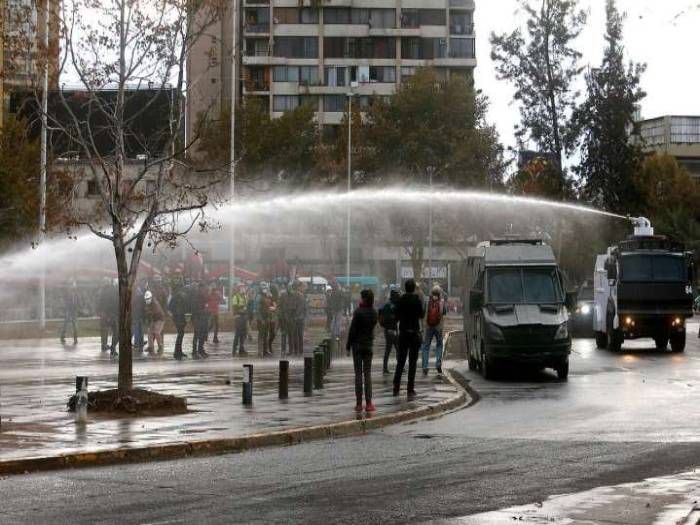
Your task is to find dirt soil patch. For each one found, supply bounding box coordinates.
[68,389,188,416]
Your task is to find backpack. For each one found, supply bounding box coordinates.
[379,302,396,328]
[426,298,443,327]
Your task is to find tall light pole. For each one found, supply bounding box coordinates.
[38,0,50,329]
[346,82,357,313]
[427,166,435,289]
[228,0,238,296]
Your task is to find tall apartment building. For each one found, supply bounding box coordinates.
[187,0,476,138]
[1,0,60,122]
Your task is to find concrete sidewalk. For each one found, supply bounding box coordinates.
[0,331,466,472]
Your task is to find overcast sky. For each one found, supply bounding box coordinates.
[475,0,700,154]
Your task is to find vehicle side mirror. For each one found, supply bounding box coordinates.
[565,291,577,311]
[469,290,484,311]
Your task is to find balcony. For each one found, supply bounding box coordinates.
[245,23,270,34]
[450,23,474,36]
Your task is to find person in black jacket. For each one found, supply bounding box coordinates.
[378,288,400,375]
[168,281,189,360]
[393,279,425,398]
[346,289,378,413]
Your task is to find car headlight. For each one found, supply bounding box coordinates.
[579,304,591,315]
[486,323,505,342]
[555,323,569,340]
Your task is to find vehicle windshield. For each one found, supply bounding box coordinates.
[488,268,563,304]
[620,254,686,282]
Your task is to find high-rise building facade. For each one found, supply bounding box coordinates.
[187,0,476,138]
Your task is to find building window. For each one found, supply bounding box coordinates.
[369,9,395,29]
[402,38,446,59]
[324,66,347,87]
[245,8,270,33]
[324,37,395,59]
[274,95,300,112]
[273,66,319,85]
[273,37,318,58]
[369,66,396,83]
[420,9,446,26]
[450,11,473,35]
[324,8,351,24]
[86,179,99,196]
[274,7,318,24]
[245,39,269,57]
[273,95,317,112]
[324,95,346,112]
[450,38,475,58]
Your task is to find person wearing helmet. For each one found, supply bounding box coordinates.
[421,285,447,376]
[144,290,166,355]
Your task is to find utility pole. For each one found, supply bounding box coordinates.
[427,166,434,289]
[38,0,50,329]
[228,0,238,298]
[346,91,352,309]
[345,82,357,312]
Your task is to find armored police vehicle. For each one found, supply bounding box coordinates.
[464,239,575,380]
[594,218,695,353]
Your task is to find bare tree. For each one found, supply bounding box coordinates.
[20,0,225,392]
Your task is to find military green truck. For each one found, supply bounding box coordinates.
[464,239,575,380]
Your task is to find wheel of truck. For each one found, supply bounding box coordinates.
[468,353,479,371]
[595,332,607,349]
[654,336,669,350]
[606,314,623,352]
[670,331,686,353]
[556,359,569,381]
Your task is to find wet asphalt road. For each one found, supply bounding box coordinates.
[3,323,700,524]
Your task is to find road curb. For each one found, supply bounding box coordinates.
[0,369,469,476]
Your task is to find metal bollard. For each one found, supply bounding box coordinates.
[76,376,88,393]
[75,376,88,423]
[303,357,313,396]
[242,364,253,406]
[279,360,289,400]
[324,342,331,371]
[313,350,324,389]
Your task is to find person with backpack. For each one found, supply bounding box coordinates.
[346,289,378,413]
[422,285,447,376]
[378,288,400,375]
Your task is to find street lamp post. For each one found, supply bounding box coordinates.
[346,83,357,312]
[38,0,50,330]
[427,166,434,289]
[229,0,238,296]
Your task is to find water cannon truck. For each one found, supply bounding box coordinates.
[593,217,695,352]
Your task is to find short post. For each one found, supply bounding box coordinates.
[303,357,313,396]
[75,376,88,393]
[242,364,253,406]
[324,340,332,371]
[313,350,324,389]
[75,376,88,423]
[279,360,289,400]
[327,337,337,359]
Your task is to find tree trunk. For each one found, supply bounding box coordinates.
[114,239,133,393]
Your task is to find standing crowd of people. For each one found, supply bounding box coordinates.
[60,274,450,414]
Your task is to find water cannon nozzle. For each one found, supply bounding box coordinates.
[630,216,654,237]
